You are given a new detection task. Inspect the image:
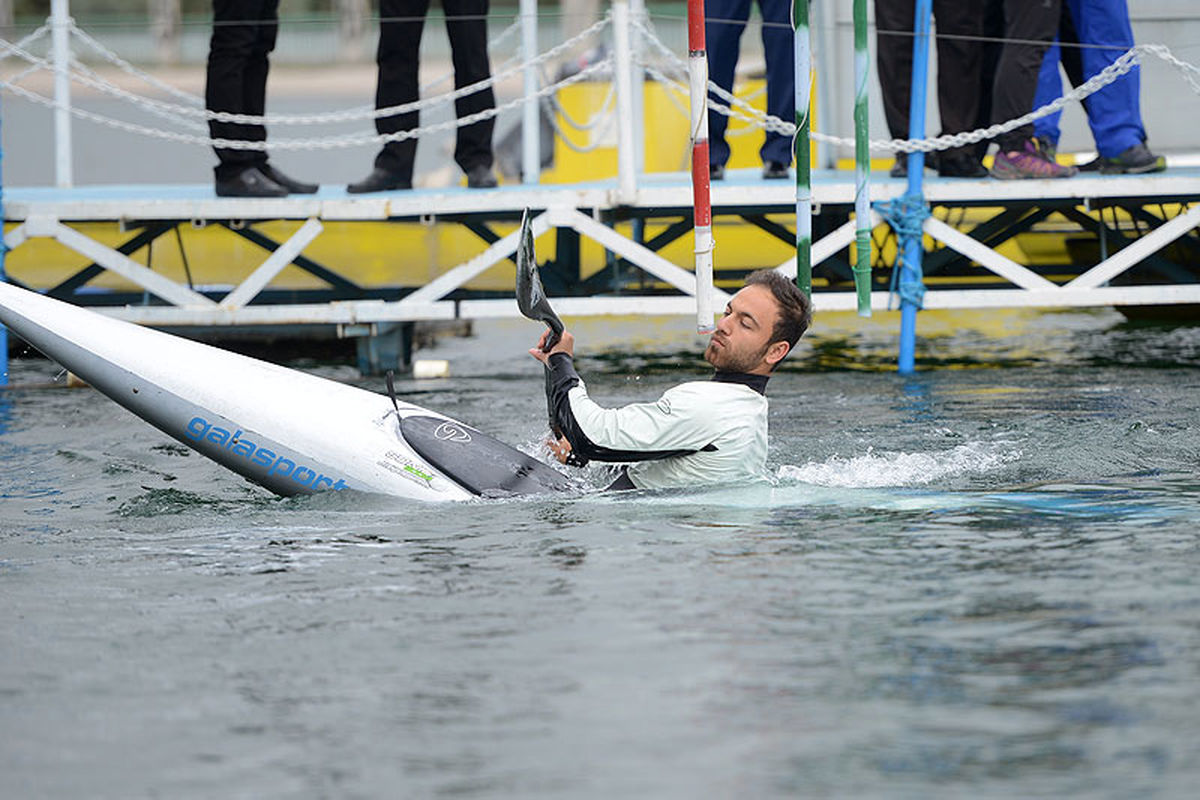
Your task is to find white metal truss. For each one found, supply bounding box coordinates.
[2,168,1200,330]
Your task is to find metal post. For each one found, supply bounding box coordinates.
[685,0,714,333]
[51,0,73,188]
[520,0,540,184]
[793,0,811,297]
[630,0,647,174]
[851,0,871,316]
[612,0,637,204]
[898,0,932,374]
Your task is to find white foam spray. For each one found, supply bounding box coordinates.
[777,441,1021,488]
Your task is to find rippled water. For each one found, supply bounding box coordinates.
[2,310,1199,798]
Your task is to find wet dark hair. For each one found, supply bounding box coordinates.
[743,269,812,360]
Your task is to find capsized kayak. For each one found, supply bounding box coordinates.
[0,281,569,501]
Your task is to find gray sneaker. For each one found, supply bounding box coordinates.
[1097,142,1166,175]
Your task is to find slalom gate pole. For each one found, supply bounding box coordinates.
[897,0,933,374]
[686,0,715,333]
[852,0,871,316]
[793,0,812,298]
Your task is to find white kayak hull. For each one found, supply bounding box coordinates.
[0,282,564,501]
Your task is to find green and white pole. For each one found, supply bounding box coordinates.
[793,0,811,298]
[852,0,872,316]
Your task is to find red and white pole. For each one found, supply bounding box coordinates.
[686,0,715,333]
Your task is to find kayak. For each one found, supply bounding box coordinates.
[0,281,570,501]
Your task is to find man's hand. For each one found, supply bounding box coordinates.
[547,435,574,464]
[528,329,575,364]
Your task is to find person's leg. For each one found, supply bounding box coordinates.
[206,0,275,180]
[1032,39,1064,146]
[874,0,915,142]
[705,0,751,170]
[991,0,1061,152]
[374,0,429,179]
[445,0,496,175]
[1071,0,1143,157]
[932,0,985,173]
[757,0,794,169]
[972,0,1005,160]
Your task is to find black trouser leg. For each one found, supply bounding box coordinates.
[875,0,983,160]
[446,0,495,172]
[206,0,277,179]
[375,0,428,179]
[874,0,915,142]
[932,0,983,158]
[992,0,1061,151]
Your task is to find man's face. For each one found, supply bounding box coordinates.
[703,284,786,374]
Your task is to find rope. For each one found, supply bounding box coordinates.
[876,194,931,310]
[0,55,613,151]
[633,20,1200,155]
[0,14,605,129]
[2,15,1197,161]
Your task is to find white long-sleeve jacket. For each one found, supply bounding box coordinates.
[546,354,770,490]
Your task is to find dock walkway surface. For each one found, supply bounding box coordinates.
[4,168,1199,328]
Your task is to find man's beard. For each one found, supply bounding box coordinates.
[705,337,769,373]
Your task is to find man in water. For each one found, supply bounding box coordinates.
[528,270,812,490]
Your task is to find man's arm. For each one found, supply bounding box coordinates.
[530,331,713,466]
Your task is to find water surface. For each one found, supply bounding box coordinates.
[2,310,1199,798]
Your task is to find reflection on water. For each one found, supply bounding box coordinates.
[1,309,1199,798]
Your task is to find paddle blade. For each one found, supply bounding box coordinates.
[514,208,564,351]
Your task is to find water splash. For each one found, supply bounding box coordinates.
[777,442,1021,488]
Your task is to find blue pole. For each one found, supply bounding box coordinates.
[898,0,932,375]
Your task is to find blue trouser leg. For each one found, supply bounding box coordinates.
[1070,0,1144,156]
[705,0,750,168]
[1033,39,1063,144]
[759,0,795,166]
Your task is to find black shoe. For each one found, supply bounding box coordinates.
[260,163,318,194]
[937,151,988,178]
[1098,142,1166,175]
[762,160,789,179]
[347,167,411,194]
[465,164,498,189]
[215,166,288,198]
[709,163,725,181]
[890,156,907,178]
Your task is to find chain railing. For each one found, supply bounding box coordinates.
[2,9,1199,167]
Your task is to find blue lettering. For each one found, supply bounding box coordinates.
[206,427,231,446]
[181,415,349,491]
[268,457,295,477]
[185,417,209,440]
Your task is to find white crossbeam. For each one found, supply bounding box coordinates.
[1066,202,1200,289]
[776,212,882,276]
[554,207,731,302]
[96,281,1200,329]
[923,216,1060,291]
[50,221,216,307]
[3,223,29,251]
[219,217,324,310]
[400,211,554,305]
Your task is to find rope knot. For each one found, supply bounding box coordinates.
[876,193,930,310]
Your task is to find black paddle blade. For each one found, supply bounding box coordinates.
[514,208,564,351]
